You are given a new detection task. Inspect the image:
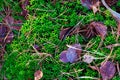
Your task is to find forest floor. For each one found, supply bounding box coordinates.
[0,0,120,80]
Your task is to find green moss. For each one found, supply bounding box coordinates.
[1,0,120,80]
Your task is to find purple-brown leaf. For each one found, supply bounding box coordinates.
[83,54,94,64]
[60,50,69,63]
[85,22,107,39]
[81,0,100,13]
[60,44,82,63]
[100,61,116,80]
[19,0,30,18]
[3,15,22,31]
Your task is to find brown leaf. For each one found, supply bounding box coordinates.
[3,15,22,31]
[60,44,82,63]
[60,27,72,40]
[0,25,14,45]
[100,61,116,80]
[5,31,14,44]
[81,0,100,13]
[85,22,107,39]
[3,16,14,26]
[60,27,81,40]
[19,0,30,18]
[34,70,43,80]
[0,48,5,60]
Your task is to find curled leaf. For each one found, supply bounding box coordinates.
[34,70,43,80]
[100,61,116,80]
[85,22,107,40]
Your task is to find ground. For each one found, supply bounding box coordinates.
[0,0,120,80]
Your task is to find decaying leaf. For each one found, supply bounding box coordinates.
[19,0,30,18]
[100,61,116,80]
[60,44,82,63]
[34,70,43,80]
[0,25,14,45]
[33,44,41,51]
[81,0,100,13]
[60,27,81,40]
[85,22,107,40]
[60,50,69,63]
[83,54,94,64]
[3,15,22,31]
[60,27,72,40]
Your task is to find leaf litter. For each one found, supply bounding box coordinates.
[1,0,120,79]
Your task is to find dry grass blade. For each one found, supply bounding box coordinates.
[76,76,99,79]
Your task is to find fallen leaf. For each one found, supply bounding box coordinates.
[101,0,118,6]
[33,44,41,51]
[81,0,100,13]
[34,70,43,80]
[60,50,69,63]
[85,22,107,40]
[0,25,14,45]
[60,27,81,40]
[100,61,116,80]
[19,0,30,18]
[60,27,72,40]
[3,15,22,31]
[66,48,78,63]
[60,44,82,63]
[83,54,94,64]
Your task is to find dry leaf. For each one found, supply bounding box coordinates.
[19,0,30,18]
[81,0,100,13]
[34,70,43,80]
[83,54,94,64]
[60,44,82,63]
[0,25,14,45]
[100,61,116,80]
[60,27,72,40]
[84,22,107,39]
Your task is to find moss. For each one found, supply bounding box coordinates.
[1,0,120,80]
